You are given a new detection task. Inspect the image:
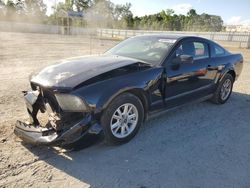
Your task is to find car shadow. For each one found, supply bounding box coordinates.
[23,91,250,188]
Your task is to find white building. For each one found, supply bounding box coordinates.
[226,25,250,32]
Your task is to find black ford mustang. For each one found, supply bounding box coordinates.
[15,35,243,146]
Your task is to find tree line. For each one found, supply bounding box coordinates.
[0,0,224,31]
[0,0,47,23]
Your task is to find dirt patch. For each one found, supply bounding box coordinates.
[0,32,250,188]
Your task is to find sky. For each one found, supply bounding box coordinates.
[44,0,250,25]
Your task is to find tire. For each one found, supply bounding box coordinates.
[211,73,234,104]
[101,93,144,145]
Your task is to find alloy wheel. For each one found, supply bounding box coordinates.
[220,79,232,101]
[110,103,138,139]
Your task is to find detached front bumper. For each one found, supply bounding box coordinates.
[14,90,102,146]
[15,118,102,146]
[15,121,58,144]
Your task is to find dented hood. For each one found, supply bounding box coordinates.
[31,55,148,89]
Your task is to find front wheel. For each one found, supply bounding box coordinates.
[101,93,144,145]
[211,73,234,104]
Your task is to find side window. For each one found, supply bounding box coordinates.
[213,44,225,57]
[176,41,209,60]
[176,41,195,57]
[193,42,209,59]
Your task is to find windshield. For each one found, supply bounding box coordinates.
[105,36,176,65]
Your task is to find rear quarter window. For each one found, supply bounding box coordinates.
[212,44,225,57]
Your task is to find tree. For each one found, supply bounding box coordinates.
[15,0,25,15]
[135,8,224,32]
[23,0,47,23]
[0,0,224,32]
[113,3,133,28]
[24,0,46,16]
[84,0,115,28]
[133,16,141,29]
[53,1,71,13]
[113,3,132,20]
[74,0,92,12]
[187,9,197,17]
[160,9,175,30]
[5,0,16,20]
[0,0,5,20]
[0,0,4,7]
[0,0,48,22]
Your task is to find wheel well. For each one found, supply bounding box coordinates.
[227,70,236,81]
[126,89,149,121]
[98,89,149,122]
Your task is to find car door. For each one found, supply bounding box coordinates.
[164,39,216,107]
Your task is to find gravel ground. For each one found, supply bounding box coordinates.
[0,32,250,188]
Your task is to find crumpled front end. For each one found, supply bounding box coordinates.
[14,85,102,146]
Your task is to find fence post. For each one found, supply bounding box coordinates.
[228,32,233,41]
[247,33,250,49]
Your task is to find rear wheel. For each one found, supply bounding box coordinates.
[211,73,234,104]
[101,93,144,144]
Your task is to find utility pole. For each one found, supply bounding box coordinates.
[54,0,59,33]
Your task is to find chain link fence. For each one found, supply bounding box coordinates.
[97,29,250,48]
[1,21,250,48]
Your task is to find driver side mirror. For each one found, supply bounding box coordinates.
[178,54,194,63]
[171,54,194,70]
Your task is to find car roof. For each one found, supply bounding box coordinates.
[133,34,208,41]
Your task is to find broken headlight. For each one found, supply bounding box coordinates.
[55,94,88,112]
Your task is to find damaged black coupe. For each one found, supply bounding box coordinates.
[15,35,243,146]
